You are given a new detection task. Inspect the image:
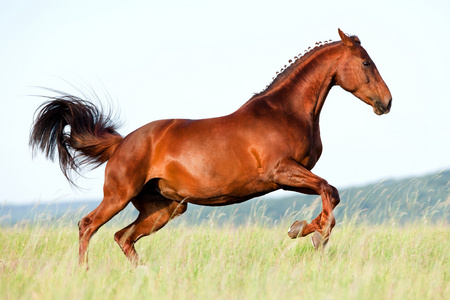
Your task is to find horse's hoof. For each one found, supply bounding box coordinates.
[311,231,329,250]
[287,220,308,239]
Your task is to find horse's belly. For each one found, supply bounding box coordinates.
[157,166,276,205]
[160,185,276,206]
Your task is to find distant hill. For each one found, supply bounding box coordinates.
[1,170,448,227]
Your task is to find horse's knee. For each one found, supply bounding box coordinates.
[331,186,340,207]
[318,180,333,196]
[319,182,337,208]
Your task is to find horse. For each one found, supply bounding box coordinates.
[30,29,392,266]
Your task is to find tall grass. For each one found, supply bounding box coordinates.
[1,176,448,299]
[1,219,448,299]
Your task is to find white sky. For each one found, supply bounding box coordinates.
[1,0,449,204]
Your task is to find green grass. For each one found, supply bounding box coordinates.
[1,220,448,300]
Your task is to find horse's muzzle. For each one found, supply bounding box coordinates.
[374,98,392,115]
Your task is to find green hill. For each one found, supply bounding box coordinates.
[1,170,448,227]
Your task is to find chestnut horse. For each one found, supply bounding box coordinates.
[30,29,391,265]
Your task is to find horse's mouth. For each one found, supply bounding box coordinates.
[373,99,391,115]
[374,106,385,115]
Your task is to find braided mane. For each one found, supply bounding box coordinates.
[255,35,360,96]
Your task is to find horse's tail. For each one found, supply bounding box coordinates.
[29,92,123,184]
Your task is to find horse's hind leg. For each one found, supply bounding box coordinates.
[78,171,144,266]
[114,193,187,265]
[78,197,130,266]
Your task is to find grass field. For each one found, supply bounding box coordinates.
[1,217,448,300]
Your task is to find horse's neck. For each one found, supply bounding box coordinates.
[255,48,339,124]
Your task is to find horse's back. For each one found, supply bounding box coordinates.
[108,115,280,203]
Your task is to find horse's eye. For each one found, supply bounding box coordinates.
[363,60,371,67]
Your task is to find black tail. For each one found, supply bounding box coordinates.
[30,91,123,184]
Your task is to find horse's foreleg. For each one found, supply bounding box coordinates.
[273,158,340,246]
[301,185,340,237]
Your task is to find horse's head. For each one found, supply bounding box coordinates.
[335,29,392,115]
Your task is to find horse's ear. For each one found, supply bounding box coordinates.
[338,28,354,47]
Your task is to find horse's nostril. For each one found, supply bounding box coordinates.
[386,99,392,110]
